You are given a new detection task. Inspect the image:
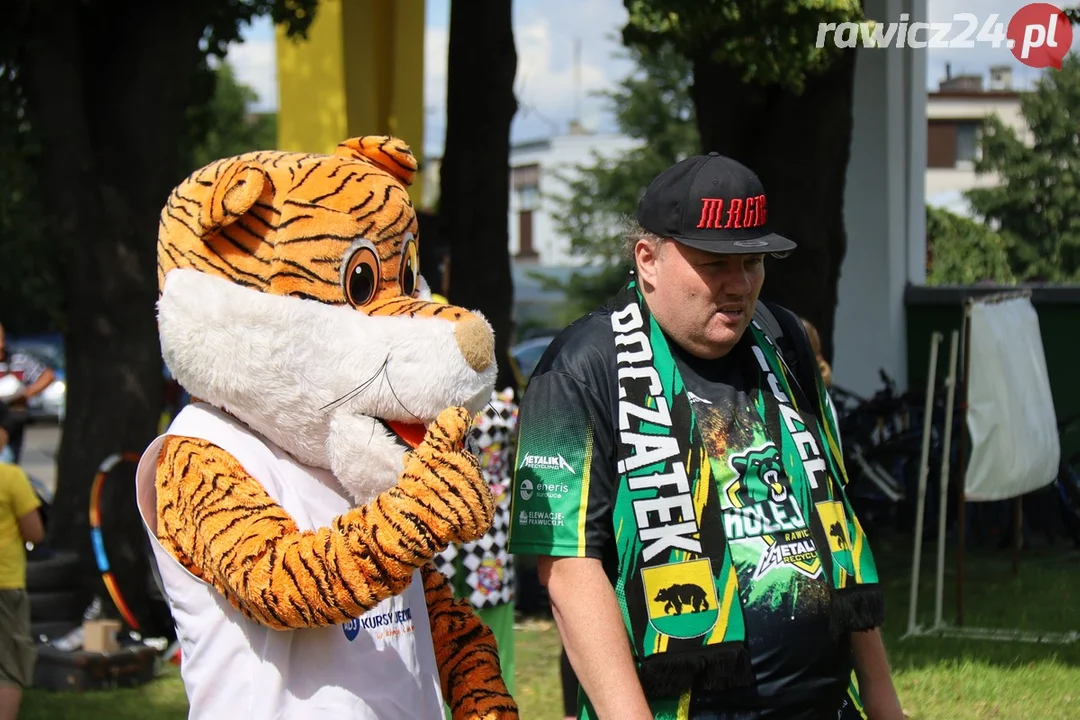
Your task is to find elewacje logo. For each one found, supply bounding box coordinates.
[520,452,576,474]
[815,5,1073,70]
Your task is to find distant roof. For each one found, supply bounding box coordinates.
[929,89,1023,100]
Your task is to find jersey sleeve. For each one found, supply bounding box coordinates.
[508,369,615,559]
[6,465,41,519]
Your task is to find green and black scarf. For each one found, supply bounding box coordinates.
[608,280,883,701]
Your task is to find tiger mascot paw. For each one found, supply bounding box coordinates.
[400,406,496,546]
[135,134,515,718]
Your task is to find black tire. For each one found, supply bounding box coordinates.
[30,620,80,642]
[29,589,90,624]
[26,550,82,593]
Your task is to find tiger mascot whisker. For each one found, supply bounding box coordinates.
[319,354,391,413]
[135,135,518,719]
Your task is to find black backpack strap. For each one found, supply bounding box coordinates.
[753,300,822,421]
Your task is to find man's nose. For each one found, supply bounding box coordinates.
[719,265,753,295]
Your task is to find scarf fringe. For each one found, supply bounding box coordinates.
[637,644,754,699]
[830,585,886,635]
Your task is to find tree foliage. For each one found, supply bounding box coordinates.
[965,52,1080,282]
[925,205,1016,286]
[0,65,55,334]
[188,62,278,171]
[2,0,317,635]
[541,42,698,322]
[623,0,863,92]
[0,22,287,335]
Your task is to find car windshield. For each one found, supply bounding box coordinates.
[511,338,554,381]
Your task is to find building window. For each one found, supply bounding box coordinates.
[512,163,541,260]
[517,185,539,211]
[518,210,538,260]
[927,119,982,168]
[955,121,980,164]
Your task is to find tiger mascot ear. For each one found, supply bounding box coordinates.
[178,157,267,237]
[334,135,417,187]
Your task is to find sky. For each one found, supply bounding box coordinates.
[224,0,1080,158]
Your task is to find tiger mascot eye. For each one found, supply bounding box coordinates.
[134,136,518,719]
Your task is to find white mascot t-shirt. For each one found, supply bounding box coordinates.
[135,403,445,719]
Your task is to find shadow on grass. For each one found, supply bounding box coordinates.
[20,664,189,720]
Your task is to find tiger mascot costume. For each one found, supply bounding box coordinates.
[134,135,518,719]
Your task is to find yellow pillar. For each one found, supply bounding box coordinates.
[276,0,426,204]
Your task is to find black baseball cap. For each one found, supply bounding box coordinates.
[636,152,796,255]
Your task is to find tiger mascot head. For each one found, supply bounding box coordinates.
[156,135,496,503]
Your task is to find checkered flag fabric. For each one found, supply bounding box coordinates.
[434,388,518,609]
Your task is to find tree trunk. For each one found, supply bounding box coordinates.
[441,0,518,390]
[690,49,858,363]
[19,0,207,633]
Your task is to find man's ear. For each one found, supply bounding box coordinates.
[635,240,662,288]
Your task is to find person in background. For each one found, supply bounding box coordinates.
[0,323,56,464]
[0,420,45,720]
[800,317,833,388]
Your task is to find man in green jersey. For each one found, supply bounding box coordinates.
[508,153,904,720]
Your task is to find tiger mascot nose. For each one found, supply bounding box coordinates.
[453,314,494,373]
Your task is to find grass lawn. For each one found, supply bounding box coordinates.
[20,533,1080,719]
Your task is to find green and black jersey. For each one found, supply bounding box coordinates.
[508,309,857,719]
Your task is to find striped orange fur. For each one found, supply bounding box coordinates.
[155,406,493,629]
[158,135,465,321]
[423,564,518,719]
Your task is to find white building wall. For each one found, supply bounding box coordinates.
[832,0,927,397]
[508,133,643,267]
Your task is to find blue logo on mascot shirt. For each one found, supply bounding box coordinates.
[342,618,361,641]
[341,606,415,642]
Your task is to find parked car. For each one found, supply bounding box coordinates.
[509,335,555,391]
[7,334,65,422]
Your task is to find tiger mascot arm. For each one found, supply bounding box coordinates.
[422,563,517,719]
[155,406,492,630]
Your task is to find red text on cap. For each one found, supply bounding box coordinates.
[696,195,768,230]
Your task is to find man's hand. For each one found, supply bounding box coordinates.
[541,556,654,720]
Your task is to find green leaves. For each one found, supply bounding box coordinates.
[964,53,1080,281]
[622,0,864,92]
[186,62,278,172]
[926,206,1016,286]
[198,0,319,59]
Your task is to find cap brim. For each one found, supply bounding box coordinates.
[670,232,797,255]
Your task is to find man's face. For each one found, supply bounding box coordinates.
[636,240,765,360]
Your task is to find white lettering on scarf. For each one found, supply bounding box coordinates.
[613,302,703,561]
